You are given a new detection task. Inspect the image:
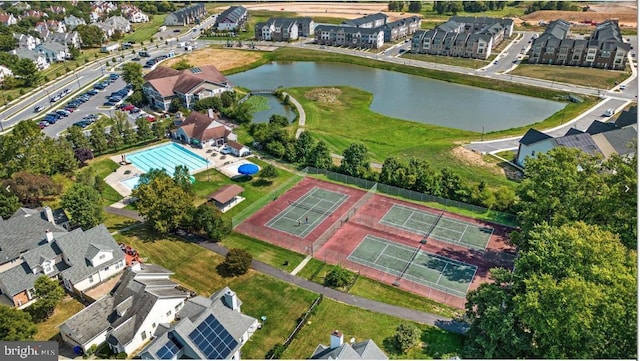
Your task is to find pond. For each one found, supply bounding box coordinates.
[228,62,565,132]
[251,94,297,124]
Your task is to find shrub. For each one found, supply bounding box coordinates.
[220,248,252,276]
[394,323,421,353]
[324,265,354,288]
[265,343,285,359]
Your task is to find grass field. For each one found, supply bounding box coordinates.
[281,297,464,359]
[122,14,168,43]
[33,296,85,341]
[221,232,306,272]
[402,53,488,69]
[510,64,632,89]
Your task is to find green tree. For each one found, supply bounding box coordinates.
[121,62,144,91]
[14,58,41,86]
[309,140,333,170]
[66,124,91,149]
[89,122,109,154]
[268,114,289,128]
[408,1,422,12]
[0,34,17,51]
[135,116,154,141]
[132,172,194,233]
[171,58,193,70]
[0,189,20,219]
[61,183,104,230]
[258,164,278,183]
[151,121,167,139]
[220,248,252,276]
[295,131,314,165]
[266,141,285,159]
[172,165,192,193]
[339,143,369,178]
[0,305,36,340]
[193,96,223,112]
[26,276,65,322]
[2,172,61,207]
[107,125,124,150]
[394,322,421,352]
[190,204,230,241]
[220,91,234,108]
[324,265,354,288]
[76,24,105,47]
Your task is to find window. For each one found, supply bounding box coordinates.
[166,310,172,317]
[104,266,109,272]
[88,275,94,283]
[152,323,156,328]
[99,254,105,260]
[43,263,53,274]
[141,331,147,340]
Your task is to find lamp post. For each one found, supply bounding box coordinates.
[74,73,81,90]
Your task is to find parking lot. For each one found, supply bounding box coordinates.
[40,73,156,138]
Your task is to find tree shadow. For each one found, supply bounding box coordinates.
[216,263,234,278]
[231,175,252,183]
[251,178,272,187]
[382,336,403,357]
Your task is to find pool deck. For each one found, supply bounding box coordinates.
[104,141,258,198]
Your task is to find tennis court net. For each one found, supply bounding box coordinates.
[288,200,334,218]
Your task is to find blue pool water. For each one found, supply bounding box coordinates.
[121,176,141,190]
[126,143,210,176]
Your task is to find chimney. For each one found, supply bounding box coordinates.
[44,206,55,224]
[207,108,215,119]
[330,330,343,349]
[223,289,239,311]
[45,229,54,243]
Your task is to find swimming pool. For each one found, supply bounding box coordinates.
[121,176,141,190]
[126,143,210,176]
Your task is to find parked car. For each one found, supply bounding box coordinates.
[34,105,45,112]
[94,84,106,90]
[109,73,120,80]
[109,97,122,103]
[130,107,141,114]
[220,147,232,155]
[72,121,90,128]
[122,104,136,111]
[87,89,98,95]
[173,29,181,32]
[56,110,70,117]
[46,113,61,119]
[619,84,626,90]
[103,101,116,107]
[603,108,615,117]
[37,121,49,129]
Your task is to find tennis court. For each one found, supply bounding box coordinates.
[347,235,476,298]
[265,187,349,238]
[379,204,494,250]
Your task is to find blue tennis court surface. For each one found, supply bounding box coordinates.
[127,143,210,176]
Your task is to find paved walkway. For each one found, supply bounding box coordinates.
[290,255,312,276]
[102,207,468,334]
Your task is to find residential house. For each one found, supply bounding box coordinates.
[215,6,248,31]
[100,15,132,34]
[139,287,259,360]
[64,15,87,30]
[25,10,48,19]
[315,24,384,49]
[170,110,235,147]
[0,13,18,26]
[342,13,388,29]
[143,65,233,111]
[255,17,315,41]
[11,1,30,11]
[207,185,245,212]
[50,31,81,49]
[90,1,117,23]
[13,48,50,70]
[127,11,149,23]
[311,330,388,360]
[0,222,125,308]
[46,19,67,33]
[0,65,12,80]
[528,19,629,69]
[164,3,206,26]
[48,5,66,15]
[13,33,41,50]
[35,41,69,63]
[411,16,507,59]
[380,16,421,42]
[59,263,191,355]
[515,106,638,166]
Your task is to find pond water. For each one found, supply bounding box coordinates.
[228,62,565,132]
[251,94,297,124]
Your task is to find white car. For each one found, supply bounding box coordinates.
[603,108,615,117]
[619,84,626,90]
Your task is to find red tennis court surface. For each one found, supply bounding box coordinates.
[235,177,516,309]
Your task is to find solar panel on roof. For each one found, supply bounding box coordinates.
[188,314,238,359]
[191,67,202,74]
[155,339,180,360]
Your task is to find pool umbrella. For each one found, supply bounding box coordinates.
[238,163,259,176]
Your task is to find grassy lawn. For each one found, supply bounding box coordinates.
[511,64,632,89]
[281,297,464,359]
[285,86,514,188]
[221,232,306,272]
[298,258,460,318]
[34,296,85,341]
[402,53,488,69]
[192,157,299,220]
[113,226,318,360]
[103,212,139,232]
[122,14,169,43]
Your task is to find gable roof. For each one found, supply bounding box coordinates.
[551,133,603,156]
[564,127,584,136]
[519,128,552,145]
[586,120,616,135]
[217,6,246,25]
[177,111,230,142]
[208,184,244,204]
[144,66,230,98]
[311,339,387,360]
[0,208,67,264]
[139,287,257,360]
[614,106,637,129]
[59,295,115,345]
[57,225,124,284]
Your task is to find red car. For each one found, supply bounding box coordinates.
[146,115,156,122]
[122,104,135,111]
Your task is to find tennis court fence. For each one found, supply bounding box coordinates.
[303,167,516,225]
[311,182,377,254]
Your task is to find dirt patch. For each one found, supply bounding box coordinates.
[451,146,504,174]
[304,87,342,104]
[520,5,637,28]
[239,2,414,22]
[159,48,264,72]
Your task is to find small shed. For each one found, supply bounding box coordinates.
[207,184,245,212]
